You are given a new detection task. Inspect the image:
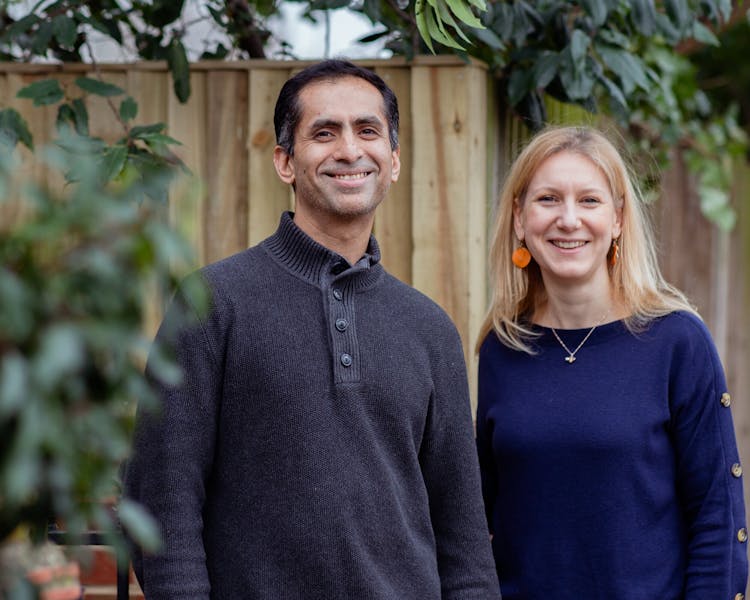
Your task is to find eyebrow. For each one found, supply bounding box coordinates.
[528,185,609,196]
[309,115,385,130]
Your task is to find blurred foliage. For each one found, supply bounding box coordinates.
[0,65,209,575]
[691,18,750,145]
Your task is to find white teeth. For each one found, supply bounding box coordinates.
[334,172,368,180]
[553,240,586,249]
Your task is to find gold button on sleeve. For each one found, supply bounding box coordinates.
[721,392,732,407]
[738,528,747,543]
[735,593,744,600]
[732,463,743,478]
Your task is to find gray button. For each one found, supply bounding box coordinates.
[333,289,343,301]
[335,318,348,332]
[340,353,353,367]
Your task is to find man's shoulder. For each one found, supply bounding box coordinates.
[199,245,269,285]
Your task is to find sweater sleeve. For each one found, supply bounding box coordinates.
[124,278,226,600]
[668,315,748,598]
[419,324,501,600]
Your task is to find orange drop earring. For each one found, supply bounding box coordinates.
[512,241,531,269]
[610,238,620,266]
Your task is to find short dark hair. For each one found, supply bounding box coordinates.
[273,59,399,156]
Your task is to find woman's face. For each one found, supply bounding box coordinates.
[513,151,622,290]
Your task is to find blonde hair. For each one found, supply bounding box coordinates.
[476,125,697,354]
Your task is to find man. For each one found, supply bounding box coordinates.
[125,59,499,599]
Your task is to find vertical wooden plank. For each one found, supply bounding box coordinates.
[727,158,750,518]
[656,153,717,319]
[127,68,169,339]
[168,70,208,265]
[373,65,413,285]
[247,68,292,246]
[3,73,48,225]
[464,66,489,406]
[204,70,249,263]
[410,63,488,409]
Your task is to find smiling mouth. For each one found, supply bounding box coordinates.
[552,240,587,249]
[330,172,370,180]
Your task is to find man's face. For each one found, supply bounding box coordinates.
[273,76,400,225]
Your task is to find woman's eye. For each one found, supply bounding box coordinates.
[538,195,556,203]
[581,196,600,204]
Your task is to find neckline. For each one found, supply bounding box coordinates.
[532,319,629,349]
[262,211,384,290]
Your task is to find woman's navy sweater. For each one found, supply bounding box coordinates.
[478,312,747,599]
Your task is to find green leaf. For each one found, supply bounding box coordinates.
[31,20,54,55]
[691,20,719,46]
[0,353,28,416]
[699,186,735,231]
[435,0,472,44]
[118,498,162,553]
[580,0,609,27]
[596,74,628,114]
[569,29,590,65]
[71,98,89,136]
[167,38,191,103]
[33,324,85,389]
[470,26,505,51]
[663,0,689,29]
[507,68,532,107]
[120,97,138,122]
[149,0,186,28]
[129,123,167,139]
[17,79,65,107]
[75,76,125,97]
[444,0,484,29]
[424,6,465,51]
[52,14,78,48]
[0,108,34,150]
[415,0,436,53]
[532,51,560,89]
[630,0,657,36]
[100,145,128,182]
[558,50,595,101]
[595,44,649,94]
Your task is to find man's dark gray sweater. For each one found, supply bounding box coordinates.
[124,212,500,599]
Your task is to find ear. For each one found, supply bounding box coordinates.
[390,147,401,183]
[273,146,295,186]
[612,202,623,239]
[512,198,525,241]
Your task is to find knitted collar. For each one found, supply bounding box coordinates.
[262,211,383,290]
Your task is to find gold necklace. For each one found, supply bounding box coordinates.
[550,310,610,364]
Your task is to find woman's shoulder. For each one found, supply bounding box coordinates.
[648,310,712,344]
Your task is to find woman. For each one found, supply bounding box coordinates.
[476,125,747,599]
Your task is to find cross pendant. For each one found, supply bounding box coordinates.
[565,355,576,363]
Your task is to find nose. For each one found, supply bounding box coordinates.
[332,130,363,162]
[557,199,581,230]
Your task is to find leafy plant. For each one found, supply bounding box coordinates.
[0,61,209,595]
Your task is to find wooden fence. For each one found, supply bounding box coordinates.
[2,55,750,529]
[0,56,493,404]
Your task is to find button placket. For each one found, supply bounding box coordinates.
[326,277,359,383]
